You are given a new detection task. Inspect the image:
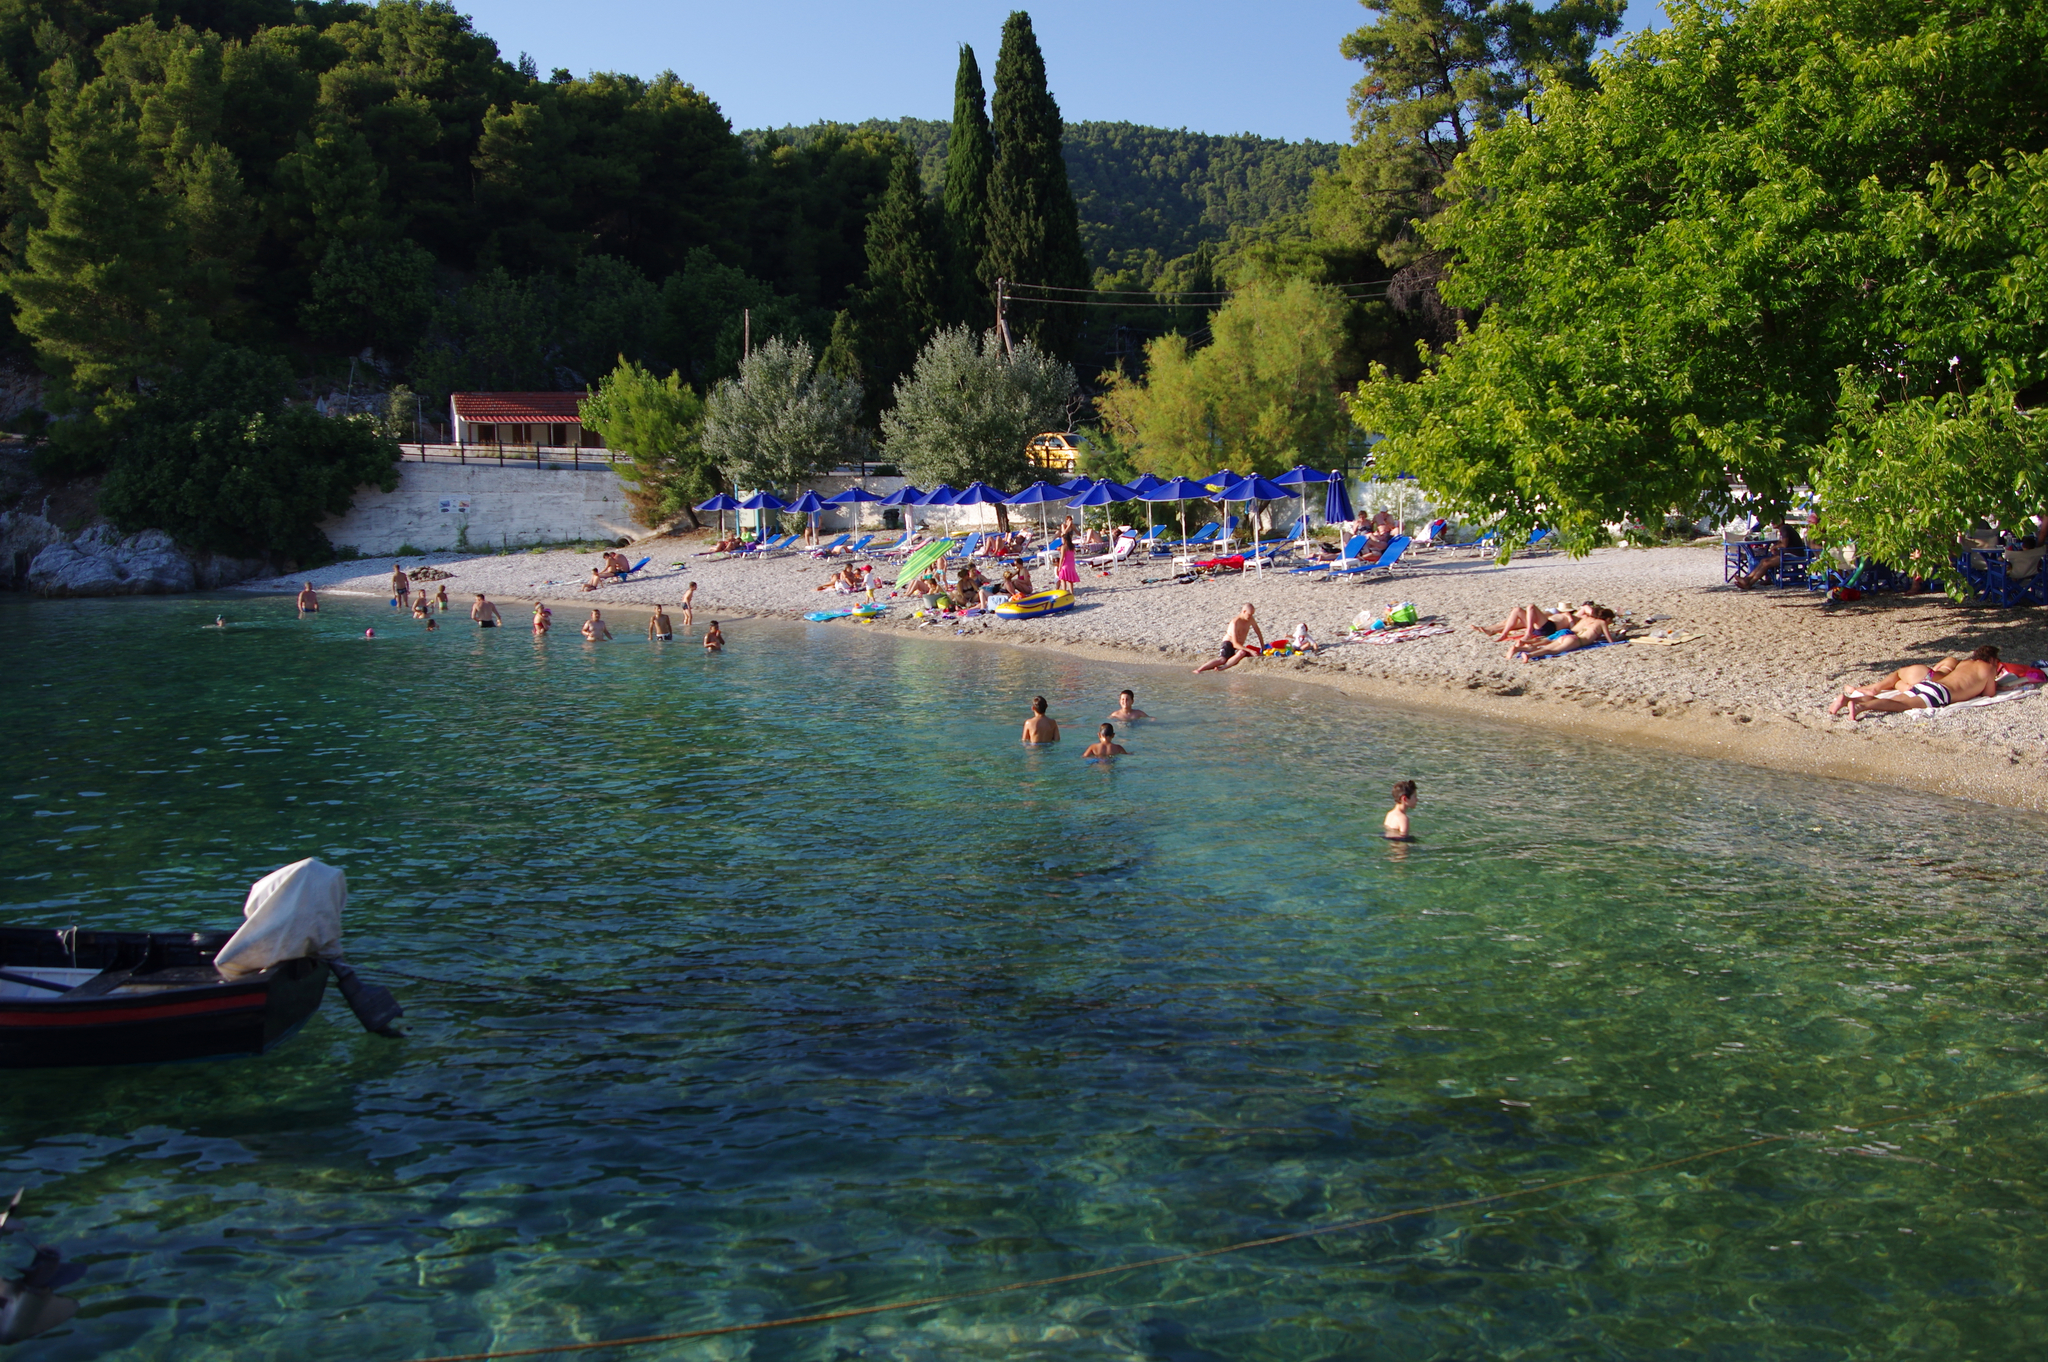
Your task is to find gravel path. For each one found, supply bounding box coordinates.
[238,534,2048,811]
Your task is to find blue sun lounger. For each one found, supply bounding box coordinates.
[801,534,852,558]
[1325,535,1411,579]
[1288,534,1368,574]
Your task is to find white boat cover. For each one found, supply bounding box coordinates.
[213,858,346,978]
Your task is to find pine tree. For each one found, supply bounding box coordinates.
[942,44,994,327]
[834,140,945,426]
[984,11,1090,356]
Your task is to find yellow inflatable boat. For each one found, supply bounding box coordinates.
[992,589,1076,618]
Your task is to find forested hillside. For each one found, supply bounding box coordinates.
[742,121,1338,275]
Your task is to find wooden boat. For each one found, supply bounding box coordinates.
[0,926,330,1069]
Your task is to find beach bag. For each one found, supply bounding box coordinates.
[1387,602,1418,625]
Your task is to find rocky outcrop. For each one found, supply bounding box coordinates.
[2,514,269,596]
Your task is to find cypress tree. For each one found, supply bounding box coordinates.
[942,43,994,327]
[984,10,1090,356]
[828,139,945,427]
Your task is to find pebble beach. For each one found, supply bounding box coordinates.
[239,533,2048,812]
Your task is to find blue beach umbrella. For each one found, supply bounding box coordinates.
[1273,465,1331,488]
[1201,468,1240,494]
[825,483,883,535]
[694,491,741,536]
[1324,471,1355,538]
[737,489,788,539]
[1058,475,1094,495]
[1005,479,1074,540]
[1218,474,1300,559]
[915,483,960,535]
[878,484,924,506]
[1137,475,1215,547]
[1070,477,1141,540]
[788,489,826,544]
[1128,472,1166,495]
[952,480,1012,537]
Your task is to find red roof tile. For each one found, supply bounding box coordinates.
[451,392,586,423]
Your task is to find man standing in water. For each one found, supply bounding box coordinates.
[470,593,503,628]
[296,582,318,613]
[582,609,613,641]
[1194,604,1265,673]
[391,565,411,611]
[703,621,725,652]
[1022,696,1059,744]
[647,604,674,641]
[680,581,698,633]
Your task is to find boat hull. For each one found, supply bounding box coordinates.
[0,927,329,1069]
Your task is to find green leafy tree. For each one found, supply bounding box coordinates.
[660,245,818,387]
[823,139,946,425]
[99,346,399,561]
[701,336,863,493]
[413,267,560,396]
[299,237,436,350]
[942,45,994,324]
[880,324,1076,528]
[582,357,715,527]
[1096,279,1350,478]
[984,10,1089,354]
[1311,0,1622,265]
[1346,0,2048,559]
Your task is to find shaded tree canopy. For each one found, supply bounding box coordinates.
[1347,0,2048,568]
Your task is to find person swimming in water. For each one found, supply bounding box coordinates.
[1384,779,1417,840]
[1083,723,1129,758]
[1108,689,1149,721]
[703,621,724,652]
[1021,696,1059,744]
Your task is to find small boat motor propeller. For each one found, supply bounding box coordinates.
[329,961,404,1035]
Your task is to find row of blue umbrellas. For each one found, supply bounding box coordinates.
[697,464,1358,549]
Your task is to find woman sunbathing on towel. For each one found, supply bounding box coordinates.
[1473,603,1579,641]
[1509,607,1618,661]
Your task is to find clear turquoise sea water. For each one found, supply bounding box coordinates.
[3,594,2047,1360]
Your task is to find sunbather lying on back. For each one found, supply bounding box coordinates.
[1509,607,1618,661]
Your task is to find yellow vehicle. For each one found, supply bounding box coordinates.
[1025,432,1089,474]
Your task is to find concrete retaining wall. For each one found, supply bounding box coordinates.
[321,461,638,555]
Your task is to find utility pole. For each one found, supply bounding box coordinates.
[743,307,751,361]
[994,279,1013,356]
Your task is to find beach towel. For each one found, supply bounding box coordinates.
[1637,630,1702,646]
[1526,640,1627,662]
[1903,679,2042,718]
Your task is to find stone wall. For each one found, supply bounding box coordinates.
[320,461,638,555]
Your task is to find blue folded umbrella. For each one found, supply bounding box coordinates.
[1324,473,1354,526]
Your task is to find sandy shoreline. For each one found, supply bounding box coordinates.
[235,534,2048,814]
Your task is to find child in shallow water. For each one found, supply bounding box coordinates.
[1384,780,1417,840]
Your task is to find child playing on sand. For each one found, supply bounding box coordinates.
[1384,780,1417,840]
[1292,622,1320,655]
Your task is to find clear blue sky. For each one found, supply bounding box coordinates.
[463,0,1667,145]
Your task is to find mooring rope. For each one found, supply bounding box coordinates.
[390,1080,2048,1362]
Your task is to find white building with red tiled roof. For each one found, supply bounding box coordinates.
[449,392,604,449]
